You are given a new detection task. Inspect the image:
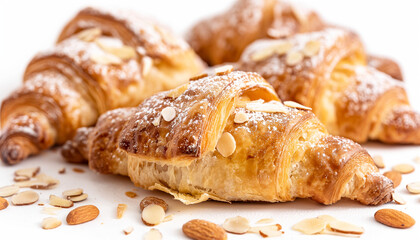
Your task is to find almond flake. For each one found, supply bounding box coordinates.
[383,171,402,188]
[392,193,406,205]
[321,227,362,238]
[251,42,292,62]
[41,217,62,230]
[236,96,252,107]
[117,204,127,219]
[63,188,83,197]
[259,228,284,238]
[215,65,234,75]
[141,57,153,76]
[42,207,62,215]
[123,226,134,235]
[303,40,321,57]
[163,214,173,222]
[414,156,420,164]
[0,197,8,210]
[329,219,364,234]
[125,191,137,198]
[406,181,420,194]
[284,101,312,110]
[234,112,249,124]
[14,176,29,182]
[90,52,122,65]
[256,218,275,225]
[167,83,189,98]
[73,168,85,173]
[0,185,19,197]
[286,51,304,66]
[152,115,161,127]
[58,168,66,174]
[248,223,282,233]
[246,100,288,113]
[77,28,101,42]
[68,193,88,202]
[189,73,208,81]
[31,173,59,189]
[223,216,250,234]
[161,107,176,122]
[216,132,236,158]
[292,218,327,235]
[49,195,74,208]
[140,196,168,212]
[393,163,415,174]
[144,228,162,240]
[96,40,136,60]
[141,204,165,226]
[11,190,39,205]
[15,167,40,178]
[373,155,385,168]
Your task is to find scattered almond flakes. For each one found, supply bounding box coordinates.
[15,167,40,178]
[256,218,275,225]
[161,106,176,122]
[286,51,304,66]
[144,228,162,240]
[42,217,62,230]
[302,40,321,57]
[14,176,29,182]
[293,215,364,236]
[246,100,288,113]
[152,115,161,127]
[406,181,420,194]
[49,194,74,208]
[11,190,39,206]
[234,112,249,124]
[215,65,234,75]
[216,132,236,158]
[125,191,137,198]
[77,28,101,42]
[189,73,208,81]
[163,214,173,222]
[42,207,62,215]
[58,168,66,174]
[250,42,292,62]
[0,185,19,197]
[73,168,85,173]
[293,218,327,235]
[90,52,122,65]
[383,171,402,188]
[63,188,83,198]
[392,193,406,205]
[414,156,420,164]
[96,40,136,60]
[392,163,415,174]
[167,83,189,98]
[68,193,88,203]
[223,216,250,234]
[141,57,153,76]
[372,155,385,168]
[284,101,312,110]
[141,204,165,226]
[117,204,127,219]
[123,226,134,235]
[248,223,282,233]
[140,196,168,212]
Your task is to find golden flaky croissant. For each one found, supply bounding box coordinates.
[237,28,420,144]
[62,70,393,206]
[0,7,204,165]
[187,0,403,80]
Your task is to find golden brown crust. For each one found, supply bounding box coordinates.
[63,71,392,205]
[1,7,204,165]
[368,55,403,81]
[237,28,420,144]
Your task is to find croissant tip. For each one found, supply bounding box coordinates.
[1,142,26,165]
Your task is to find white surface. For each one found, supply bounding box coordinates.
[0,0,420,239]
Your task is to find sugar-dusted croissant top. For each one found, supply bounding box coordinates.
[63,70,392,205]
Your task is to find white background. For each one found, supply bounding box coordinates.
[0,0,420,239]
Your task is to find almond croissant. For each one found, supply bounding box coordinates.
[187,0,402,80]
[62,70,393,205]
[0,7,204,165]
[237,28,420,144]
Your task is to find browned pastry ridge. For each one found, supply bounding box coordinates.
[62,70,393,206]
[237,28,420,144]
[187,0,403,80]
[0,7,204,165]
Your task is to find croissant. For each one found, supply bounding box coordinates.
[237,28,420,144]
[187,0,402,80]
[0,7,204,165]
[62,70,393,206]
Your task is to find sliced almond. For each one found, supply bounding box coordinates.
[383,171,402,188]
[256,218,275,225]
[321,227,362,238]
[0,197,8,210]
[374,209,415,229]
[125,191,137,198]
[0,185,19,197]
[292,218,327,235]
[246,100,288,113]
[216,132,236,158]
[303,40,321,57]
[144,228,162,240]
[41,217,62,230]
[58,168,66,174]
[284,101,312,110]
[141,57,153,76]
[248,223,282,233]
[406,181,420,194]
[14,176,29,182]
[286,51,304,66]
[140,196,168,212]
[42,207,62,215]
[15,167,40,178]
[68,193,88,203]
[123,226,134,235]
[183,219,227,240]
[414,156,420,164]
[152,115,161,127]
[329,219,364,234]
[117,203,127,219]
[167,83,189,98]
[223,216,250,234]
[66,205,100,225]
[161,107,176,122]
[392,192,406,205]
[372,155,385,168]
[30,174,59,189]
[251,42,292,61]
[163,214,173,222]
[11,190,39,206]
[236,96,251,107]
[259,228,284,238]
[189,73,208,81]
[215,65,233,75]
[63,188,83,198]
[73,168,85,173]
[392,163,415,174]
[77,28,101,42]
[49,194,74,208]
[317,215,338,223]
[234,112,249,124]
[90,52,122,65]
[96,41,136,60]
[141,204,165,226]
